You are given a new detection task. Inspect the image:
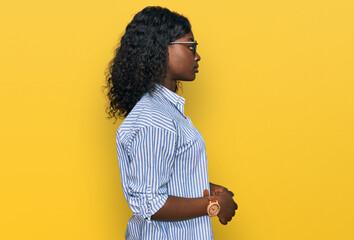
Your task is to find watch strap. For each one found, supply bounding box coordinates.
[204,188,220,217]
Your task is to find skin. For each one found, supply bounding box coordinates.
[151,32,238,225]
[163,32,201,92]
[210,182,238,224]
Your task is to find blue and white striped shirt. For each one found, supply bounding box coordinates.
[116,84,213,239]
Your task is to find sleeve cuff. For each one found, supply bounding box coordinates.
[143,194,168,223]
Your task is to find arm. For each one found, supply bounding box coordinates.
[126,127,237,223]
[151,195,209,221]
[152,190,238,223]
[125,127,180,221]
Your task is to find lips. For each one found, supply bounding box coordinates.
[194,65,199,72]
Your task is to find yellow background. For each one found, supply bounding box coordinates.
[1,0,353,239]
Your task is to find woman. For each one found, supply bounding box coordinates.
[105,6,238,239]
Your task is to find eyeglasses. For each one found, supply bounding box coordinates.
[169,41,198,55]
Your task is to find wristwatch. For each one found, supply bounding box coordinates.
[207,196,220,217]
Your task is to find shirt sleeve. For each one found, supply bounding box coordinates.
[126,126,177,222]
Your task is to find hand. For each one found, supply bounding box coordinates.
[215,191,238,225]
[210,182,235,197]
[210,182,228,196]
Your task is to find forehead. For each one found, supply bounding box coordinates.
[176,32,194,41]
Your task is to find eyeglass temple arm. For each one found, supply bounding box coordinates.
[170,41,198,44]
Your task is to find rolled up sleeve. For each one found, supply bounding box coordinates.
[126,126,177,222]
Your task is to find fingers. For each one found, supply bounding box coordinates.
[214,188,223,194]
[219,218,228,225]
[227,190,234,197]
[218,204,237,225]
[213,186,228,195]
[219,216,234,225]
[216,190,238,226]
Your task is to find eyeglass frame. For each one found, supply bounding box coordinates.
[169,41,198,55]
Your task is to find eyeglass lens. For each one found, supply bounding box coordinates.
[191,43,197,55]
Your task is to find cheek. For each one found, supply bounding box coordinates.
[172,54,184,68]
[174,50,194,68]
[168,49,195,80]
[169,59,187,74]
[168,60,182,75]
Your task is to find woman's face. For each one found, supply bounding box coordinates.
[166,32,201,85]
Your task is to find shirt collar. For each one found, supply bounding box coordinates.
[153,84,186,114]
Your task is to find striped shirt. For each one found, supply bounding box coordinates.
[116,84,213,239]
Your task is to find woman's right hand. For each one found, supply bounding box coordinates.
[215,191,238,225]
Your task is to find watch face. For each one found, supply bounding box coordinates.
[209,204,220,216]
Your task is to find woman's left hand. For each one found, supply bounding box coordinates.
[209,182,232,196]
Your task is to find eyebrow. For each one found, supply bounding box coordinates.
[187,37,195,41]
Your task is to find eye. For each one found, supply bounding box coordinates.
[188,44,196,54]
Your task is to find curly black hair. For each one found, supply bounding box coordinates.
[104,6,191,122]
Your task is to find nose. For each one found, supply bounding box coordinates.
[195,52,201,62]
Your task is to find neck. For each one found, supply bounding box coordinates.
[163,78,177,92]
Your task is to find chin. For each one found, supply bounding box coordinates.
[185,75,196,81]
[178,73,196,81]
